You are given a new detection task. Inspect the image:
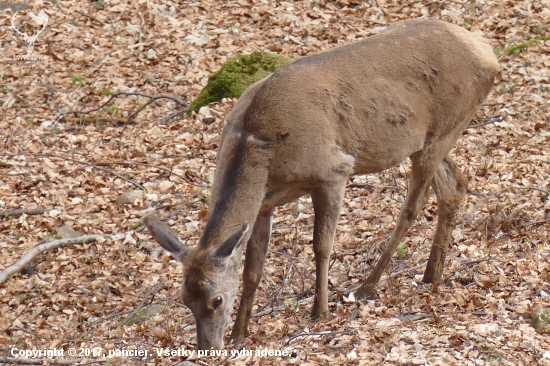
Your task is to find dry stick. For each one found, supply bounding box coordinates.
[0,208,48,217]
[162,108,187,124]
[65,91,188,124]
[165,187,207,220]
[346,261,429,295]
[74,10,106,26]
[468,184,550,222]
[126,98,157,123]
[252,259,296,316]
[285,330,344,347]
[380,261,428,282]
[94,160,209,188]
[494,218,550,242]
[467,114,506,129]
[125,92,189,123]
[2,153,146,191]
[215,339,250,366]
[59,116,127,124]
[119,280,166,326]
[499,185,550,196]
[92,281,166,336]
[0,235,103,284]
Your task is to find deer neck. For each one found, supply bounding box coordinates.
[199,132,271,250]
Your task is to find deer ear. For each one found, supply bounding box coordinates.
[214,223,250,259]
[143,216,190,261]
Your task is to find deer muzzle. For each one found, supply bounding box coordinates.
[195,319,225,351]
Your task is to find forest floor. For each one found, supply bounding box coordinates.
[1,0,549,365]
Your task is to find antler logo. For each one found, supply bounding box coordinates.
[11,10,48,58]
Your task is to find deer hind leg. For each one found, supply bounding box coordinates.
[310,180,347,317]
[230,209,273,344]
[355,149,444,300]
[423,157,467,284]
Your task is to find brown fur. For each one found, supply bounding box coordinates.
[142,19,500,350]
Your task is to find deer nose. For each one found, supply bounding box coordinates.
[196,323,224,351]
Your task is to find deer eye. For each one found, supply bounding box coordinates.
[212,296,223,309]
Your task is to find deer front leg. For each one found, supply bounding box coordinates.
[230,209,273,344]
[310,181,346,317]
[423,157,467,283]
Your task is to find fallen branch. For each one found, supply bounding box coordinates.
[74,10,105,26]
[0,234,104,284]
[499,185,550,196]
[285,330,344,347]
[162,108,187,124]
[93,160,209,188]
[64,91,189,124]
[0,208,48,217]
[381,261,427,282]
[216,339,250,366]
[119,280,166,326]
[467,114,506,129]
[165,187,207,219]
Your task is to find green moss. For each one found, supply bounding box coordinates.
[532,307,550,333]
[505,36,550,55]
[188,51,293,114]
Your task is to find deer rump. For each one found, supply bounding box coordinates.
[143,18,500,351]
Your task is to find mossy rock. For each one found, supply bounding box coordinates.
[120,305,166,326]
[188,51,293,115]
[532,307,550,333]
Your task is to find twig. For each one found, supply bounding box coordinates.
[162,108,187,124]
[58,116,127,124]
[498,185,550,196]
[253,259,295,315]
[285,330,343,347]
[165,187,207,220]
[347,261,428,296]
[251,294,316,320]
[119,280,166,326]
[0,208,48,217]
[216,339,250,366]
[467,114,506,129]
[2,153,146,191]
[0,234,104,284]
[93,160,209,188]
[126,99,156,123]
[380,261,427,282]
[74,10,105,26]
[10,327,37,338]
[507,218,550,233]
[65,91,189,124]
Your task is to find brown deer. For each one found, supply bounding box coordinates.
[143,19,500,350]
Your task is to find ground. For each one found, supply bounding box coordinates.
[0,0,549,365]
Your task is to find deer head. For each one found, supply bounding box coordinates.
[11,11,48,55]
[143,216,249,350]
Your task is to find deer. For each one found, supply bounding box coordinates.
[142,19,500,350]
